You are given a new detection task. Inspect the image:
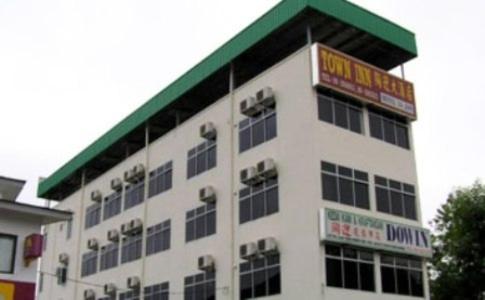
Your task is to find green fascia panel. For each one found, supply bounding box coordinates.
[37,0,416,198]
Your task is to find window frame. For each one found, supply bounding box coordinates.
[239,178,279,224]
[239,253,281,299]
[317,91,364,134]
[119,289,140,300]
[148,161,173,198]
[80,249,98,277]
[100,242,119,271]
[375,175,417,220]
[66,216,73,240]
[324,244,375,292]
[184,271,216,300]
[239,106,277,153]
[124,179,145,211]
[185,203,217,243]
[321,161,370,210]
[121,232,143,264]
[144,282,170,300]
[146,219,171,256]
[368,108,410,149]
[380,254,424,297]
[0,233,17,274]
[187,140,217,179]
[103,190,122,220]
[56,266,68,285]
[85,202,101,229]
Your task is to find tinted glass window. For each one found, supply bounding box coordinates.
[100,243,119,271]
[325,245,374,291]
[187,140,217,179]
[144,282,169,300]
[239,107,277,153]
[148,161,173,198]
[184,271,215,300]
[317,91,363,134]
[81,250,98,277]
[369,108,410,149]
[85,203,101,229]
[185,204,216,242]
[146,220,171,256]
[124,180,145,210]
[321,161,369,209]
[239,179,279,224]
[239,254,281,300]
[381,255,424,297]
[0,235,16,273]
[103,191,122,220]
[376,176,417,220]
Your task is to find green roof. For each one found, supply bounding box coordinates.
[38,0,416,199]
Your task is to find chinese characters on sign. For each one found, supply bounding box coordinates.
[319,208,432,258]
[311,43,417,119]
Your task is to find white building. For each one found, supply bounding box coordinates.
[38,0,431,299]
[0,176,71,300]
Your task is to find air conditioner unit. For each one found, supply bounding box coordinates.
[103,283,117,296]
[84,289,96,300]
[133,164,145,179]
[127,276,141,290]
[200,122,217,140]
[240,242,258,260]
[90,190,102,203]
[124,169,136,183]
[257,237,278,255]
[256,158,277,179]
[199,186,216,204]
[198,255,215,272]
[130,218,143,233]
[87,238,99,250]
[240,166,262,186]
[58,253,69,265]
[110,178,123,191]
[121,222,131,235]
[240,96,261,117]
[107,229,120,242]
[255,86,275,107]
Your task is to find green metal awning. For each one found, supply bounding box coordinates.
[38,0,417,199]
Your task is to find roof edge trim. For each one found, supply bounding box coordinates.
[38,0,417,199]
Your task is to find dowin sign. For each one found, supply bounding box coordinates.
[311,43,416,119]
[319,208,431,258]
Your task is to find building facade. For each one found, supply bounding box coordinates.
[38,1,430,299]
[0,176,71,300]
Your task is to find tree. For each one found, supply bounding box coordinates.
[430,181,485,300]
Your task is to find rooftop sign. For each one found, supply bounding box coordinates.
[311,43,416,119]
[319,208,431,258]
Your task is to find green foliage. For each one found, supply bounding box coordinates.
[430,181,485,300]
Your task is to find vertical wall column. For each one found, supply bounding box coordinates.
[72,169,87,299]
[229,62,237,300]
[306,23,313,46]
[140,122,151,299]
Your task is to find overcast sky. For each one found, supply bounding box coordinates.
[1,0,484,224]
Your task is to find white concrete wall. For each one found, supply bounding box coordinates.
[39,45,429,300]
[0,213,41,283]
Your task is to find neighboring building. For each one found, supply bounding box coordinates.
[37,0,431,299]
[0,176,71,300]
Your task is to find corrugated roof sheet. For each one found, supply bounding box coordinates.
[38,0,416,198]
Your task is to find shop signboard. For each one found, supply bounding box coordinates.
[311,43,416,119]
[319,208,431,258]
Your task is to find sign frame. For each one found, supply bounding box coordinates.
[319,208,432,258]
[311,43,417,120]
